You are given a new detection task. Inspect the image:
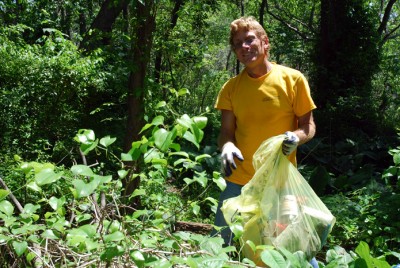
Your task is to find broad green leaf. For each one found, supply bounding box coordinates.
[195,154,211,162]
[169,151,189,158]
[93,174,112,184]
[118,169,129,179]
[79,224,97,237]
[177,114,193,129]
[0,189,9,201]
[75,129,95,143]
[12,241,28,257]
[104,231,125,242]
[121,153,133,161]
[393,153,400,165]
[71,165,94,177]
[42,229,59,239]
[183,177,194,185]
[80,139,98,155]
[140,123,153,134]
[355,241,371,261]
[154,128,177,152]
[183,131,199,149]
[100,136,116,147]
[156,101,167,108]
[193,116,208,130]
[177,88,190,96]
[277,246,301,268]
[131,188,146,198]
[191,202,200,215]
[246,240,257,252]
[23,203,40,214]
[49,196,65,211]
[0,200,14,216]
[85,240,100,251]
[131,251,145,267]
[151,115,164,126]
[35,168,63,186]
[212,176,226,191]
[72,179,98,198]
[194,174,207,187]
[260,249,286,268]
[0,234,11,243]
[27,182,41,192]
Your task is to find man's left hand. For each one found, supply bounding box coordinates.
[282,131,299,155]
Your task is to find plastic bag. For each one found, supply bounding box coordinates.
[221,135,335,265]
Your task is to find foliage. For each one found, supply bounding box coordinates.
[0,25,109,160]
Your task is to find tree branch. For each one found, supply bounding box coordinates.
[377,0,397,36]
[0,177,24,213]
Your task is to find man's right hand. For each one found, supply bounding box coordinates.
[221,142,244,177]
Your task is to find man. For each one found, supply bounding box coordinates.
[212,16,317,266]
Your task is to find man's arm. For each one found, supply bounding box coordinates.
[218,109,237,150]
[293,111,316,145]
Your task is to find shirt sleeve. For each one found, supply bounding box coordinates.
[214,78,235,111]
[293,74,317,117]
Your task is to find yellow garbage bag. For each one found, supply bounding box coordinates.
[221,135,335,266]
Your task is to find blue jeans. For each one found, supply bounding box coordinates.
[211,180,319,268]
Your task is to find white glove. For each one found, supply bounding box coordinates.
[282,131,299,155]
[221,142,244,177]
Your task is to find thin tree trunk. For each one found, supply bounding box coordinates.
[123,1,156,208]
[80,0,129,50]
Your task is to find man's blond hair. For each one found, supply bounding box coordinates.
[229,16,269,54]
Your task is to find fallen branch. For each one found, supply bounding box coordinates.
[0,177,24,213]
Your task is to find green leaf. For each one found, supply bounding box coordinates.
[42,229,59,239]
[260,249,286,268]
[121,153,133,161]
[177,114,193,129]
[212,175,226,191]
[80,139,98,155]
[131,188,146,198]
[154,128,177,152]
[151,115,164,126]
[195,154,211,162]
[277,246,301,268]
[131,251,145,267]
[27,182,41,192]
[118,169,129,179]
[191,202,200,215]
[49,196,65,211]
[71,165,94,177]
[0,200,14,216]
[183,131,199,149]
[93,174,112,184]
[23,203,40,214]
[156,101,167,108]
[72,179,98,198]
[355,241,371,261]
[169,151,189,158]
[246,240,257,252]
[193,116,208,130]
[35,168,63,186]
[104,231,125,242]
[75,129,95,143]
[100,136,116,147]
[177,88,190,96]
[0,189,10,201]
[12,241,28,257]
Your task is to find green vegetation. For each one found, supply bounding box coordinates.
[0,0,399,267]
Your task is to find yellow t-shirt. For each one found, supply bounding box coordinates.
[215,63,316,185]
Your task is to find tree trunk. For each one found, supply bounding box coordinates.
[80,0,129,50]
[123,1,156,208]
[154,0,184,84]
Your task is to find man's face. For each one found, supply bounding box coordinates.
[232,30,268,67]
